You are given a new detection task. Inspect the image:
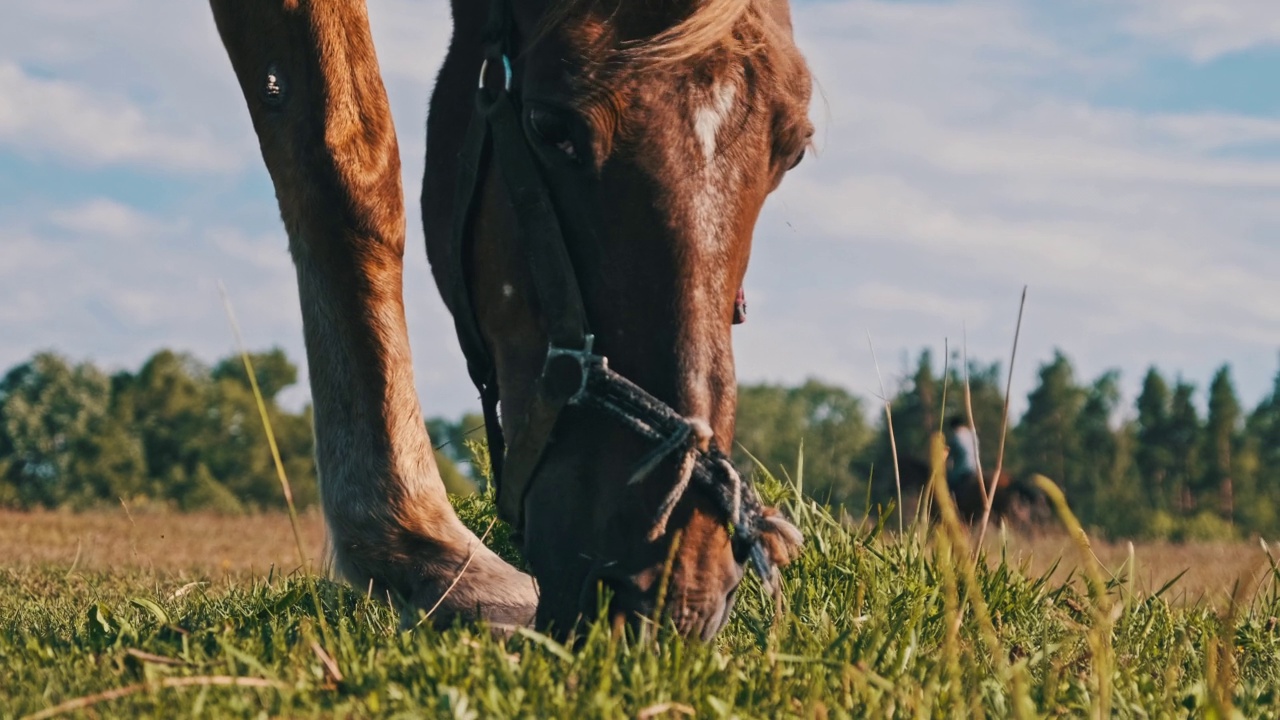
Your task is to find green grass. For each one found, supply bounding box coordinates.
[3,472,1280,719]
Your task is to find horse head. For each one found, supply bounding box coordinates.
[423,0,813,638]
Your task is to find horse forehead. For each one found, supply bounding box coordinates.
[649,74,751,259]
[639,71,747,171]
[693,81,739,163]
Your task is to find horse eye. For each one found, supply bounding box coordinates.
[528,107,578,159]
[788,148,806,170]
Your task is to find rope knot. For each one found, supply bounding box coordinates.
[645,416,712,542]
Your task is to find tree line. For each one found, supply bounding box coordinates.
[2,347,1278,540]
[734,349,1280,541]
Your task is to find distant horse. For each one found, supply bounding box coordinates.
[210,0,811,639]
[888,455,1050,531]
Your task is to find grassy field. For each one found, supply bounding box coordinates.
[3,482,1279,718]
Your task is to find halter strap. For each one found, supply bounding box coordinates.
[450,4,595,525]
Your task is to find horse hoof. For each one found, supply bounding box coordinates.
[402,542,538,632]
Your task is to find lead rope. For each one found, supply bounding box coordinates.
[645,444,699,542]
[575,364,787,595]
[624,414,746,554]
[720,456,743,527]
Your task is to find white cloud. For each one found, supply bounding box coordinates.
[0,236,78,328]
[208,228,293,274]
[49,198,175,239]
[0,201,306,402]
[367,0,454,86]
[1,0,1278,424]
[1115,0,1280,61]
[0,63,238,173]
[740,0,1280,410]
[852,282,991,327]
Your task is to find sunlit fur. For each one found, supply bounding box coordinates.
[424,0,813,638]
[210,0,537,629]
[210,0,811,641]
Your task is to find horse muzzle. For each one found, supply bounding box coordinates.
[584,548,744,641]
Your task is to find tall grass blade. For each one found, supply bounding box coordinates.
[867,331,903,534]
[975,286,1027,553]
[217,282,308,571]
[218,281,331,650]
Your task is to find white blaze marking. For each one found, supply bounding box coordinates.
[682,82,743,417]
[694,82,737,163]
[501,283,514,299]
[690,81,740,258]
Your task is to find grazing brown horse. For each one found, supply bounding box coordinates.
[209,0,811,639]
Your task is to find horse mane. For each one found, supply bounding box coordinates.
[544,0,794,69]
[627,0,758,64]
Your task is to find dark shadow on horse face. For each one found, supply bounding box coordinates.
[423,0,812,639]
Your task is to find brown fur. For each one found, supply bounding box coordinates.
[209,0,536,628]
[424,0,812,637]
[210,0,811,639]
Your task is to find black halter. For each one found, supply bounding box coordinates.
[444,0,783,592]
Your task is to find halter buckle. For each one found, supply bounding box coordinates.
[544,334,602,404]
[478,54,513,91]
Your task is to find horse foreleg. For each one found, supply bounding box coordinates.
[208,0,536,628]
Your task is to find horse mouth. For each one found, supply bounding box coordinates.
[588,565,740,641]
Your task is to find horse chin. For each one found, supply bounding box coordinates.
[588,566,740,642]
[669,585,739,641]
[515,422,727,637]
[523,510,745,640]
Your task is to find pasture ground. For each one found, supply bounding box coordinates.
[2,507,1268,609]
[2,484,1279,718]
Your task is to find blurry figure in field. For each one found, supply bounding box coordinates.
[880,416,1051,530]
[945,415,979,492]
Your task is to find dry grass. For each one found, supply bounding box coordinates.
[0,508,327,578]
[1,508,1270,607]
[988,531,1278,608]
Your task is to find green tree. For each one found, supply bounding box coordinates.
[1073,370,1124,526]
[1095,419,1149,538]
[0,347,318,512]
[1202,366,1241,519]
[211,347,298,402]
[1167,380,1202,514]
[201,369,317,510]
[1243,356,1280,531]
[0,353,144,508]
[121,350,214,501]
[1251,358,1280,472]
[948,357,1010,471]
[180,462,247,514]
[734,378,872,508]
[1016,351,1086,510]
[426,413,485,495]
[1135,368,1174,511]
[860,351,939,508]
[861,350,1008,509]
[121,348,318,511]
[891,350,942,460]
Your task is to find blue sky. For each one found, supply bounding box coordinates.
[2,0,1278,421]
